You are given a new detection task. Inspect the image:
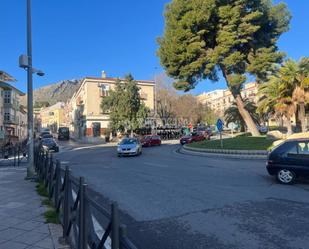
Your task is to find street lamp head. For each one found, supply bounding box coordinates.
[36,70,44,77]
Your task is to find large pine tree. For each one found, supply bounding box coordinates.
[158,0,291,136]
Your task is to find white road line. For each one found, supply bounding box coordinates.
[143,162,169,168]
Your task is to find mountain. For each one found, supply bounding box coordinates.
[21,79,82,106]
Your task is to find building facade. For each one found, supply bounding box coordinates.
[0,72,27,144]
[67,73,155,139]
[197,82,258,117]
[40,102,65,133]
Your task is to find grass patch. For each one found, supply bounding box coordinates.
[44,208,60,224]
[41,198,53,207]
[36,182,59,224]
[36,181,49,197]
[187,136,274,150]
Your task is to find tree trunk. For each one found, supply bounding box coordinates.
[286,117,293,135]
[234,94,260,136]
[220,66,260,136]
[298,103,307,132]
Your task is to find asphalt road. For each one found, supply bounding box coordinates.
[56,140,309,249]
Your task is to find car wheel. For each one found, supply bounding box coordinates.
[277,169,295,184]
[118,153,121,157]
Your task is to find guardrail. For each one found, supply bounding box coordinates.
[34,146,138,249]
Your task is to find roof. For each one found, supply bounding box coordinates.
[0,82,25,96]
[41,102,65,112]
[84,77,155,85]
[0,71,16,82]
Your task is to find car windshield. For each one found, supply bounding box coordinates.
[42,139,54,145]
[42,134,53,138]
[59,127,69,133]
[120,138,137,145]
[144,136,152,140]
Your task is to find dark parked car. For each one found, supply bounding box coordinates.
[39,131,51,140]
[42,134,53,139]
[266,139,309,184]
[141,135,161,147]
[41,138,59,152]
[180,132,205,145]
[58,127,70,140]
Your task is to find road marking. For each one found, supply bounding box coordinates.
[143,162,169,168]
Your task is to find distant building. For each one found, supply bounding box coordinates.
[197,82,258,117]
[67,71,155,141]
[17,106,27,141]
[40,102,65,133]
[0,71,26,143]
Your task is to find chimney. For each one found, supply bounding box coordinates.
[102,70,106,78]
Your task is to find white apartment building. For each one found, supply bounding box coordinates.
[197,82,258,116]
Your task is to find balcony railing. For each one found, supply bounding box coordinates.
[4,114,18,124]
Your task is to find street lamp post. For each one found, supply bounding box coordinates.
[26,0,34,178]
[19,0,44,178]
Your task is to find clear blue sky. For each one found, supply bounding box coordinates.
[1,0,308,95]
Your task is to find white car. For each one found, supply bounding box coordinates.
[117,138,142,157]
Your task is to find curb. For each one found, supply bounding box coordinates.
[180,146,268,160]
[48,223,70,249]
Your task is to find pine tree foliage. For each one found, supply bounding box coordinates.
[101,74,150,132]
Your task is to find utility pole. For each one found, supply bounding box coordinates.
[26,0,34,178]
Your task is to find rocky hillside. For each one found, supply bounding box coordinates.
[21,79,82,106]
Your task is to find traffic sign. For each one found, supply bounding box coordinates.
[216,119,223,132]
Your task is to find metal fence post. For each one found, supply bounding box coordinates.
[111,202,120,249]
[54,160,61,207]
[63,166,70,240]
[13,146,16,166]
[17,144,20,166]
[49,154,54,197]
[44,151,49,186]
[78,177,87,249]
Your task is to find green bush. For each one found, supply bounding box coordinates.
[36,181,49,197]
[268,126,287,132]
[44,209,60,224]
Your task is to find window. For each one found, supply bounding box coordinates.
[100,84,110,97]
[297,142,309,155]
[140,92,148,100]
[4,112,10,122]
[286,141,309,156]
[4,91,11,104]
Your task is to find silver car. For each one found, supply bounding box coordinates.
[117,138,142,157]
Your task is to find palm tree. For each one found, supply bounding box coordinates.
[258,76,295,135]
[278,58,309,132]
[258,58,309,134]
[225,99,259,132]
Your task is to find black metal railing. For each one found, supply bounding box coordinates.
[0,142,27,166]
[34,146,138,249]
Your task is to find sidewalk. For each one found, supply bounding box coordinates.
[0,166,66,249]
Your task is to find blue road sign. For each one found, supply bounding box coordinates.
[216,118,224,132]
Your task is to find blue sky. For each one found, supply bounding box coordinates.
[1,0,308,95]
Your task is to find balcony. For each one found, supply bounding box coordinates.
[4,114,18,125]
